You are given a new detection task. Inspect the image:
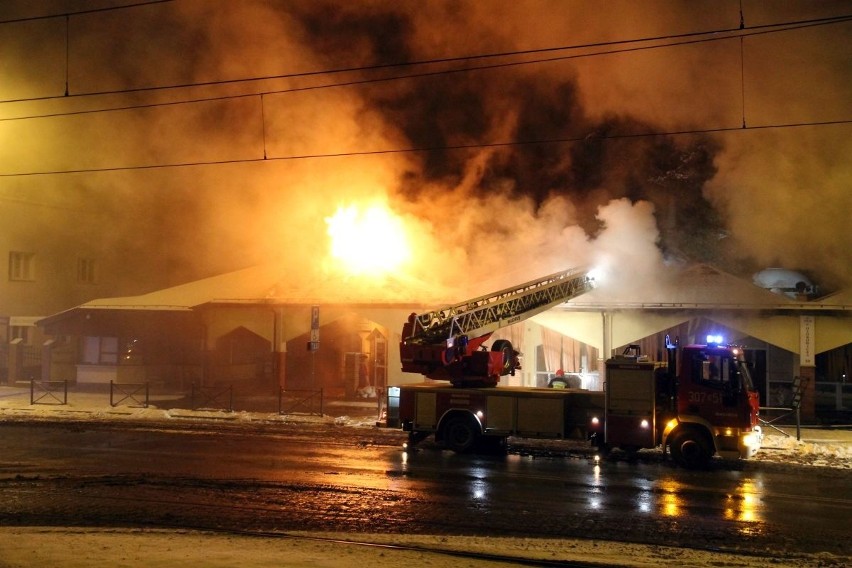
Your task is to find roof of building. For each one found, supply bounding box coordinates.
[38,263,456,327]
[562,264,851,311]
[38,262,851,330]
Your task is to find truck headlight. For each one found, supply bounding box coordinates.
[640,419,649,429]
[742,432,760,447]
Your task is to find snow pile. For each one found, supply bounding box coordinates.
[754,433,852,469]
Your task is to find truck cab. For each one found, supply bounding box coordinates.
[672,341,762,463]
[604,337,762,468]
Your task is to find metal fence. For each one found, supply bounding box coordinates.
[110,381,149,408]
[30,379,67,405]
[760,375,806,440]
[814,381,851,412]
[278,388,323,416]
[190,383,234,412]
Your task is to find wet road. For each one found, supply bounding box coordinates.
[0,421,849,557]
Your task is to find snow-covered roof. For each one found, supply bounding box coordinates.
[813,287,852,308]
[39,263,457,327]
[39,263,850,330]
[564,264,847,310]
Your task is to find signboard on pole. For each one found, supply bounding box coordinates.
[308,305,320,351]
[800,315,815,367]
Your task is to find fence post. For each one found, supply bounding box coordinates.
[795,406,801,441]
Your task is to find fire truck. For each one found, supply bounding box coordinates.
[602,338,762,467]
[388,267,763,468]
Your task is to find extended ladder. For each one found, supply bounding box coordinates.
[404,267,595,345]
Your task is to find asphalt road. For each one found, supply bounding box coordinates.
[0,420,849,560]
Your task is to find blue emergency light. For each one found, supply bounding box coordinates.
[706,334,724,345]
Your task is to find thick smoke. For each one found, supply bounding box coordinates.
[1,0,849,297]
[285,0,851,291]
[287,1,729,291]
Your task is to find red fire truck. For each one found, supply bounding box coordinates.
[602,338,762,467]
[388,268,763,468]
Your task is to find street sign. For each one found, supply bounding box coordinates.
[309,306,320,351]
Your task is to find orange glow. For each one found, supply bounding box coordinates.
[326,203,411,276]
[658,480,683,518]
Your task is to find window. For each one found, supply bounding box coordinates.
[9,251,35,281]
[81,336,143,365]
[696,354,736,388]
[77,258,97,284]
[10,326,29,342]
[82,336,118,364]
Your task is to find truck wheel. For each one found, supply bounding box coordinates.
[491,340,515,375]
[669,429,712,469]
[444,416,480,453]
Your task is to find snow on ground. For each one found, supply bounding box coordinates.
[1,388,850,567]
[754,431,852,470]
[0,527,849,568]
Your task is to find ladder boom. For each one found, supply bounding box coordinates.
[405,266,594,345]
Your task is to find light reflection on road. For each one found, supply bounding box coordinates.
[1,424,847,553]
[389,447,773,532]
[725,478,763,529]
[658,479,683,517]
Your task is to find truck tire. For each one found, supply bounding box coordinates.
[443,416,480,453]
[669,429,712,469]
[491,340,515,375]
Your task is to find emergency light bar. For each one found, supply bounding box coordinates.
[706,334,725,345]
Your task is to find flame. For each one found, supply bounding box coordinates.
[326,203,412,276]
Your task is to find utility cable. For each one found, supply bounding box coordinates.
[1,12,850,109]
[0,0,174,24]
[2,16,850,124]
[1,118,849,178]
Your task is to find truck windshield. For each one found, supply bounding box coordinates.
[735,360,755,391]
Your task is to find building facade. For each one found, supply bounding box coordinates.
[27,263,852,422]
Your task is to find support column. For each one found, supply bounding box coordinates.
[599,311,613,379]
[272,307,287,389]
[798,366,816,422]
[799,316,816,422]
[8,338,23,384]
[41,339,55,381]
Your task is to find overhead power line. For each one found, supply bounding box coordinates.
[1,12,850,111]
[2,15,851,124]
[0,0,174,24]
[1,118,849,178]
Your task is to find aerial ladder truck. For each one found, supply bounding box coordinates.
[389,266,763,467]
[393,267,604,453]
[399,266,595,388]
